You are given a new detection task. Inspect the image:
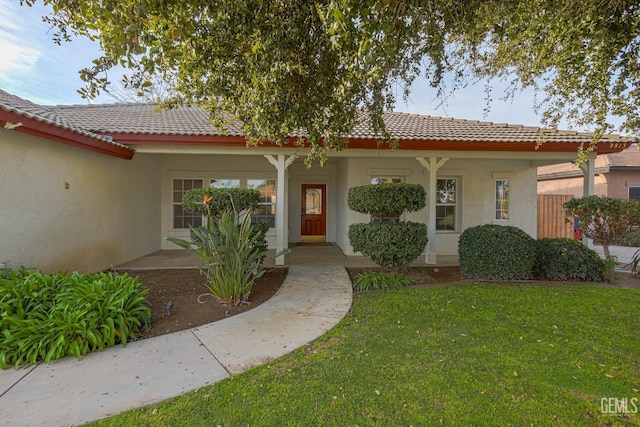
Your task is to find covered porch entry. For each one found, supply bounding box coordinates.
[114,244,459,271]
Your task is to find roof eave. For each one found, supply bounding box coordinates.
[108,133,633,154]
[0,110,134,160]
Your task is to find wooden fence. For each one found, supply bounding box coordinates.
[537,194,574,239]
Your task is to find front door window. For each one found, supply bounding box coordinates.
[301,184,326,242]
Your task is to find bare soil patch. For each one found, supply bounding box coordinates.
[123,268,287,340]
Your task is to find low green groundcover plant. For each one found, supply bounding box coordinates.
[0,268,150,369]
[93,283,640,426]
[353,271,414,292]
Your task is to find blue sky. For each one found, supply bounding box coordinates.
[0,0,593,131]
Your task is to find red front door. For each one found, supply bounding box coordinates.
[301,184,326,242]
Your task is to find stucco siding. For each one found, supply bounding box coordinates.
[605,171,640,199]
[0,129,161,273]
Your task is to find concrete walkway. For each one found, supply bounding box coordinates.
[0,247,353,427]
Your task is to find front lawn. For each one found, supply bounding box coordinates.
[94,283,639,426]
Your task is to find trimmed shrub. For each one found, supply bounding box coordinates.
[348,183,426,218]
[533,238,604,281]
[458,224,536,280]
[0,269,150,369]
[349,222,429,271]
[183,187,260,218]
[353,271,415,292]
[347,182,428,272]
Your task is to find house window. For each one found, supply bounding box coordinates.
[629,186,640,201]
[210,179,240,189]
[495,180,510,220]
[248,179,276,228]
[436,178,457,231]
[371,177,402,185]
[371,176,404,223]
[173,179,204,229]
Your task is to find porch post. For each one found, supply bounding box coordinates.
[579,157,596,248]
[579,158,596,196]
[265,154,297,265]
[417,157,449,264]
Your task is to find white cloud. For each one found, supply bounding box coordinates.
[0,39,40,75]
[0,0,42,78]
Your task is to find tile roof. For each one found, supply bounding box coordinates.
[49,102,244,136]
[538,143,640,178]
[48,102,638,145]
[601,143,640,168]
[2,89,637,148]
[0,90,133,152]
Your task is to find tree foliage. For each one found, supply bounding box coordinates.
[564,195,640,281]
[26,0,640,162]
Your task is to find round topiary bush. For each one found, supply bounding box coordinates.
[348,183,426,219]
[458,224,536,280]
[533,238,604,281]
[349,221,429,271]
[347,182,428,272]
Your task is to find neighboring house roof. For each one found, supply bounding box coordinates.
[538,143,640,180]
[1,88,637,158]
[0,90,134,159]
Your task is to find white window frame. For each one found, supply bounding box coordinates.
[495,179,510,221]
[628,186,640,201]
[172,178,204,230]
[248,179,277,228]
[171,176,278,231]
[436,177,459,231]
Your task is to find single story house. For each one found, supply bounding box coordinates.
[538,143,640,199]
[1,88,636,272]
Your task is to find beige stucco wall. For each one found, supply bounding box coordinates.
[0,129,161,273]
[604,171,640,199]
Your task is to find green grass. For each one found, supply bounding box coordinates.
[93,283,640,426]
